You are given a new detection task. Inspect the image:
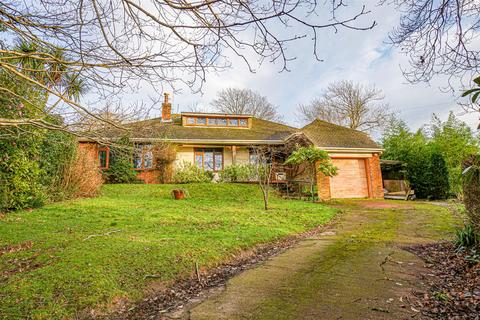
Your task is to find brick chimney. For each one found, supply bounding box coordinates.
[161,93,172,122]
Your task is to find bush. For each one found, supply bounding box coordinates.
[61,148,103,198]
[455,224,479,249]
[173,161,213,183]
[219,164,256,182]
[382,122,450,199]
[103,158,138,183]
[0,146,46,211]
[38,127,78,201]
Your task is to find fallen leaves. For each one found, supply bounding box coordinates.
[405,242,480,319]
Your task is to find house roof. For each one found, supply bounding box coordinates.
[80,114,381,150]
[120,114,298,145]
[301,119,380,149]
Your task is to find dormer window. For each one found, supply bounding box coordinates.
[182,113,250,128]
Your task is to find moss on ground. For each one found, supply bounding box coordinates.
[191,200,461,320]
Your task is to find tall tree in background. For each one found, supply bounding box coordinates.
[297,80,392,133]
[0,0,376,135]
[429,112,478,196]
[211,88,282,121]
[381,118,450,199]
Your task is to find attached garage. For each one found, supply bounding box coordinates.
[330,159,369,198]
[301,120,384,200]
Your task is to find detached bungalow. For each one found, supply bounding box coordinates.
[79,94,383,200]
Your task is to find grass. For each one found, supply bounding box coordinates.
[0,183,337,319]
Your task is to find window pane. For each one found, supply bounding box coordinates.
[239,119,248,126]
[195,153,203,169]
[133,145,143,169]
[249,153,258,164]
[204,151,214,170]
[217,118,227,126]
[186,117,195,125]
[228,118,239,126]
[144,151,153,168]
[207,118,217,126]
[197,117,206,125]
[99,150,107,168]
[214,153,223,171]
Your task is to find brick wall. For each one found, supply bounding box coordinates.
[136,170,161,184]
[316,168,331,200]
[366,153,384,198]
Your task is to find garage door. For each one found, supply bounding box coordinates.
[330,159,369,198]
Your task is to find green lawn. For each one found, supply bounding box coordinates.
[0,183,337,319]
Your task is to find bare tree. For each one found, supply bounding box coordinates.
[386,0,480,86]
[250,145,281,210]
[297,80,392,132]
[0,0,376,136]
[211,88,282,121]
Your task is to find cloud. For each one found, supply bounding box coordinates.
[129,2,479,133]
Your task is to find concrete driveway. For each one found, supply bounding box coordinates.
[185,200,458,320]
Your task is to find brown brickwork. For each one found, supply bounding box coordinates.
[316,169,331,200]
[136,170,161,184]
[366,153,384,198]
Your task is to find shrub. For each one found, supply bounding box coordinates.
[0,146,46,211]
[38,127,78,201]
[61,148,103,198]
[173,161,213,183]
[455,224,479,249]
[382,122,450,199]
[219,164,256,182]
[103,157,138,183]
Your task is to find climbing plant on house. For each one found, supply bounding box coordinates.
[285,146,337,201]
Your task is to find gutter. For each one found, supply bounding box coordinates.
[318,146,384,153]
[78,137,286,145]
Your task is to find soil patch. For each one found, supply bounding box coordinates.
[404,242,480,319]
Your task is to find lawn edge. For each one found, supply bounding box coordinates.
[102,209,343,320]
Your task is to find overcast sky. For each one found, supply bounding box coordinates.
[133,2,478,135]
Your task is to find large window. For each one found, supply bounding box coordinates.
[98,147,109,169]
[133,144,153,170]
[194,148,223,171]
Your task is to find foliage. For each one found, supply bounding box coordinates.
[103,157,138,184]
[0,41,85,211]
[219,164,256,182]
[103,139,138,184]
[429,112,478,196]
[461,76,480,104]
[455,224,479,249]
[0,183,337,318]
[285,146,337,201]
[0,145,45,211]
[382,119,450,199]
[172,161,213,183]
[462,154,480,234]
